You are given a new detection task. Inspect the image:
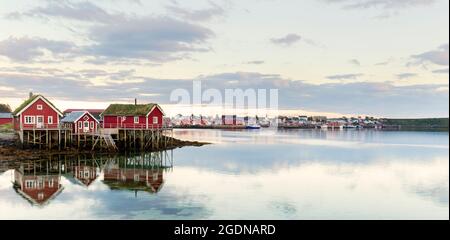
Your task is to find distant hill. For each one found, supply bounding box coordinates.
[381,118,449,131]
[0,104,11,113]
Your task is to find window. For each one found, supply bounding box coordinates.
[48,116,53,124]
[134,174,140,182]
[78,121,82,129]
[84,121,89,128]
[25,180,35,189]
[153,117,158,124]
[90,121,94,129]
[24,116,35,124]
[38,192,44,200]
[48,179,54,188]
[134,116,139,124]
[37,104,43,110]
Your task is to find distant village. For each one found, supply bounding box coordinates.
[169,114,391,130]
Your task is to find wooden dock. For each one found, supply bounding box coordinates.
[17,126,174,151]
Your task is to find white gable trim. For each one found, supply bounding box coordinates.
[16,96,63,117]
[72,111,100,124]
[145,105,165,117]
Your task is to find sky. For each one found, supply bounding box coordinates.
[0,0,448,118]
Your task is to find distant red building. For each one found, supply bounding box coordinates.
[12,94,63,130]
[0,113,12,125]
[61,111,99,134]
[102,103,165,129]
[222,115,237,125]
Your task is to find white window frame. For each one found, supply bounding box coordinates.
[25,180,35,189]
[78,121,82,129]
[153,116,158,124]
[134,116,139,124]
[24,116,35,124]
[37,104,43,110]
[48,116,53,124]
[90,121,94,129]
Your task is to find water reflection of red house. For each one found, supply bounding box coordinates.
[103,168,164,194]
[73,165,98,187]
[13,169,63,206]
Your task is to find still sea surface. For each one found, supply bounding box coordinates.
[0,129,448,219]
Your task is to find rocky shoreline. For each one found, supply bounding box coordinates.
[0,131,210,161]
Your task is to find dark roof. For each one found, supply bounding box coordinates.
[61,111,84,123]
[0,113,12,118]
[102,103,160,116]
[12,95,63,116]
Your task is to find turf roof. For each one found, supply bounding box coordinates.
[102,103,159,116]
[12,95,63,116]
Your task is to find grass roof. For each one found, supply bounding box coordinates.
[12,95,62,116]
[102,103,158,116]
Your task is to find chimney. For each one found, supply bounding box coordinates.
[29,92,33,99]
[134,98,137,106]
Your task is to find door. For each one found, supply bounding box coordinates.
[83,121,89,133]
[36,116,44,128]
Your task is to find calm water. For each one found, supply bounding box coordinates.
[0,129,448,219]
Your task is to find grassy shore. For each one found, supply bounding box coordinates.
[381,118,449,131]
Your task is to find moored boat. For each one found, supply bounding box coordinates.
[246,124,261,129]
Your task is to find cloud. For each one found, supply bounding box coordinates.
[0,36,77,62]
[323,0,436,9]
[24,1,124,23]
[166,1,226,22]
[349,59,361,66]
[432,68,449,74]
[2,2,215,64]
[326,73,364,80]
[84,16,214,62]
[410,44,449,66]
[271,34,302,46]
[245,60,265,65]
[396,73,418,79]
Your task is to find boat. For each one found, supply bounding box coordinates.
[258,120,270,128]
[246,124,261,129]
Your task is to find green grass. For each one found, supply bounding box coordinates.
[102,103,158,116]
[0,123,13,132]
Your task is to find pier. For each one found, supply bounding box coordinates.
[17,124,174,151]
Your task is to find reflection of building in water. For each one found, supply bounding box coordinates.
[69,158,100,187]
[73,165,99,187]
[13,160,63,206]
[103,151,172,195]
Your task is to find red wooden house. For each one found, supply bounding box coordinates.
[12,94,63,130]
[61,111,99,134]
[0,113,12,125]
[101,103,165,129]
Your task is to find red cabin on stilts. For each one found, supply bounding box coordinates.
[12,94,63,130]
[101,103,165,129]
